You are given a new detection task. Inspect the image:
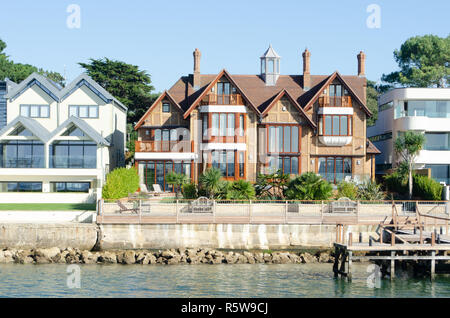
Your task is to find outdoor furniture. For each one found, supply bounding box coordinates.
[152,184,163,196]
[190,197,213,213]
[329,197,357,213]
[116,200,139,214]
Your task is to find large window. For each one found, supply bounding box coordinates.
[267,124,300,153]
[395,100,450,119]
[51,182,90,193]
[212,150,235,178]
[425,164,450,185]
[318,115,352,136]
[69,105,99,118]
[424,133,450,151]
[50,141,97,168]
[317,157,352,183]
[20,105,50,118]
[203,113,245,140]
[0,182,42,192]
[0,140,44,168]
[267,155,299,175]
[140,160,191,192]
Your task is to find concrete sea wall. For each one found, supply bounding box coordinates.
[98,223,379,250]
[0,223,98,250]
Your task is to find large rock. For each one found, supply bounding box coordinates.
[35,247,61,264]
[318,252,331,263]
[0,250,15,263]
[254,253,264,263]
[143,254,157,265]
[81,251,97,264]
[244,252,255,264]
[118,251,136,264]
[14,250,34,264]
[278,253,291,264]
[263,253,272,263]
[98,251,117,264]
[300,253,317,264]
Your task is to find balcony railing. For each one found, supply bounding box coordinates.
[136,140,193,153]
[200,94,243,106]
[319,96,352,107]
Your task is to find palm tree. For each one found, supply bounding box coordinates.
[199,168,222,199]
[394,131,425,199]
[227,179,256,200]
[166,171,189,199]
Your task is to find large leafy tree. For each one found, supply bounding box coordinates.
[382,34,450,88]
[366,80,392,127]
[394,131,426,199]
[0,38,65,86]
[79,58,156,123]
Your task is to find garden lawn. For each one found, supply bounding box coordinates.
[0,203,96,211]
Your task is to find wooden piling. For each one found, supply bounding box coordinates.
[431,251,436,281]
[390,251,395,280]
[348,251,353,282]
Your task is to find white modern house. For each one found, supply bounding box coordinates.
[368,87,450,185]
[0,73,127,203]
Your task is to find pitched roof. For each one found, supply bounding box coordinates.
[160,72,368,121]
[4,72,127,111]
[50,116,110,146]
[261,89,316,128]
[366,139,381,154]
[134,90,183,129]
[0,116,52,142]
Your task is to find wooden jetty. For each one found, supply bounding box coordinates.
[333,202,450,281]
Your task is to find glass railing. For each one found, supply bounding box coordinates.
[50,156,96,169]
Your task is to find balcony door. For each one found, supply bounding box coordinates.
[217,82,231,105]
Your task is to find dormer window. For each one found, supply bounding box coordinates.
[162,102,170,113]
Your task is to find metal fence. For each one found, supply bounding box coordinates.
[97,199,449,225]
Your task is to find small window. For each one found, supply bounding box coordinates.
[162,103,170,113]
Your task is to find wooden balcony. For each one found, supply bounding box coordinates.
[319,96,352,107]
[135,140,194,153]
[200,94,243,106]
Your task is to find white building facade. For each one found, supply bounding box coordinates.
[368,88,450,185]
[0,73,127,203]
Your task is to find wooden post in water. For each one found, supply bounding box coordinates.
[348,233,353,247]
[390,251,395,281]
[391,232,395,246]
[431,250,436,281]
[431,231,436,247]
[347,251,353,282]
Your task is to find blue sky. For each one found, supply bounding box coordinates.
[0,0,448,92]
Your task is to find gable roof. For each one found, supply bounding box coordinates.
[50,116,110,146]
[0,116,51,142]
[302,71,371,116]
[261,89,316,128]
[366,139,381,154]
[134,90,183,129]
[183,69,260,119]
[4,72,127,112]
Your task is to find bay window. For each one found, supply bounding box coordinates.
[318,115,352,136]
[202,113,245,140]
[317,157,352,183]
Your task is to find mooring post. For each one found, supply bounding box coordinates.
[347,251,353,282]
[348,233,353,246]
[333,246,340,278]
[391,232,395,246]
[431,231,436,247]
[431,251,436,281]
[359,232,362,243]
[390,251,395,281]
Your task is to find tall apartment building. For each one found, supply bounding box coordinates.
[368,88,450,184]
[135,46,380,191]
[0,73,127,203]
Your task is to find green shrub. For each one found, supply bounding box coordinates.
[383,172,408,194]
[285,172,333,200]
[357,180,385,200]
[182,182,198,199]
[336,181,358,200]
[413,175,443,200]
[102,167,139,200]
[227,179,256,200]
[198,168,223,199]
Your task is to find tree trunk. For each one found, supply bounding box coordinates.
[408,165,413,200]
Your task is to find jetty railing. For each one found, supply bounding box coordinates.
[96,199,449,225]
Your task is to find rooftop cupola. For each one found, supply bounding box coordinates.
[260,45,280,86]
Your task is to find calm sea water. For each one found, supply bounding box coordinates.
[0,263,448,298]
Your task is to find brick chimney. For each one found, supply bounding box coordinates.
[302,48,311,91]
[193,48,201,90]
[357,51,366,77]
